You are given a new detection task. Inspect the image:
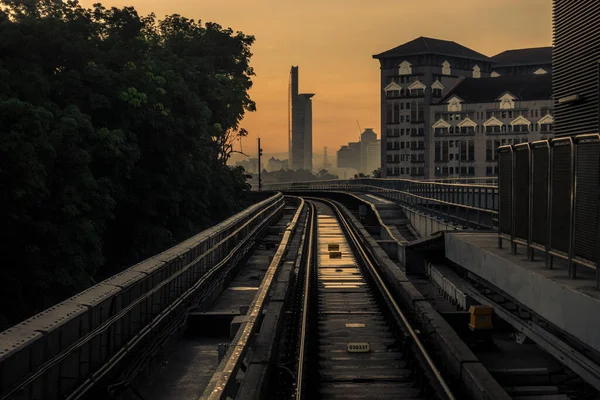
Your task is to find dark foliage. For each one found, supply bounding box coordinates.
[0,0,255,329]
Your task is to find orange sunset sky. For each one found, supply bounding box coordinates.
[81,0,552,163]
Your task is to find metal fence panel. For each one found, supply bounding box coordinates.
[514,145,530,242]
[550,141,573,254]
[531,142,550,247]
[574,136,600,262]
[498,146,513,236]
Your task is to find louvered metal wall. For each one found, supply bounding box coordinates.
[553,0,600,137]
[574,137,600,261]
[531,143,550,247]
[513,146,530,242]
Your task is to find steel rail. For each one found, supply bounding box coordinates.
[309,197,456,400]
[263,178,497,190]
[201,198,306,400]
[1,197,285,400]
[294,202,316,400]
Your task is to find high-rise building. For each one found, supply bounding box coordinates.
[373,36,555,178]
[552,1,600,137]
[373,37,494,178]
[289,66,315,171]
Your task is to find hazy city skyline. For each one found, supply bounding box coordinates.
[81,0,552,156]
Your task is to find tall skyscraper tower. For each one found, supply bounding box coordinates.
[289,66,315,171]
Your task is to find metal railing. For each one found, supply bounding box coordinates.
[264,179,498,230]
[267,178,498,229]
[498,134,600,288]
[420,177,498,186]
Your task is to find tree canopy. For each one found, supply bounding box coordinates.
[0,0,256,329]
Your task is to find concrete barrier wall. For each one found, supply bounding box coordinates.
[404,208,461,237]
[0,193,285,399]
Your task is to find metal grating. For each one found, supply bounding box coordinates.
[513,148,530,241]
[498,149,513,235]
[550,144,572,253]
[574,140,600,262]
[531,145,550,246]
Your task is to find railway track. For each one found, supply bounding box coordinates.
[290,198,454,400]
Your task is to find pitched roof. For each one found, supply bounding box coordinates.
[373,37,492,62]
[492,47,552,67]
[441,74,552,103]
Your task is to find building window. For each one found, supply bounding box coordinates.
[394,103,400,123]
[541,123,553,132]
[513,125,529,133]
[486,125,501,133]
[468,140,475,160]
[468,166,475,175]
[486,140,494,161]
[406,102,411,109]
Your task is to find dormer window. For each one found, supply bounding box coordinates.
[442,60,451,75]
[431,80,444,97]
[491,71,501,78]
[497,92,516,110]
[446,95,463,112]
[398,61,412,75]
[538,114,554,131]
[473,65,481,78]
[534,68,548,75]
[408,80,426,97]
[384,82,401,98]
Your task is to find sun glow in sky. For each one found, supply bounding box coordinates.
[81,0,551,161]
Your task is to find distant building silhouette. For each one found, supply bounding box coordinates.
[266,157,288,171]
[373,36,554,179]
[552,1,600,137]
[235,157,261,174]
[289,66,314,171]
[336,128,381,175]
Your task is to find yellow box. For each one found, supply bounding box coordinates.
[329,251,342,259]
[468,305,494,330]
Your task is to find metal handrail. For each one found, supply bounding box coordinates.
[1,196,285,400]
[202,198,306,400]
[498,135,600,289]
